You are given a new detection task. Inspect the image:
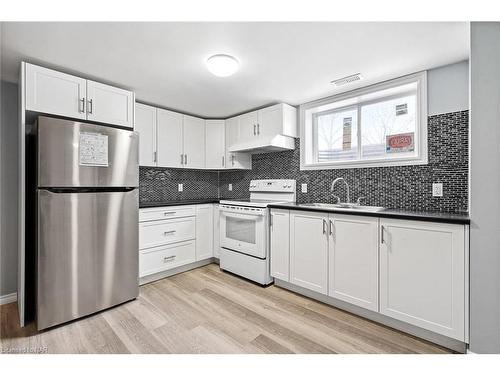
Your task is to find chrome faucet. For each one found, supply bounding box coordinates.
[330,177,350,204]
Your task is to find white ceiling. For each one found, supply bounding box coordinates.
[1,22,469,118]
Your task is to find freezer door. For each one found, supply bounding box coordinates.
[37,116,138,188]
[37,189,139,330]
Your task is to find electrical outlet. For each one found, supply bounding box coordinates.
[228,183,233,191]
[432,183,443,197]
[301,183,308,193]
[178,183,183,192]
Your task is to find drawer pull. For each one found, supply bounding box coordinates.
[163,211,176,216]
[163,230,176,236]
[163,255,176,263]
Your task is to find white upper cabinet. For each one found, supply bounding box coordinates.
[228,103,297,152]
[25,63,134,128]
[289,211,328,294]
[205,120,226,169]
[238,111,259,142]
[195,204,214,261]
[270,209,290,281]
[379,219,466,341]
[258,103,297,139]
[137,104,232,170]
[157,108,183,168]
[86,80,134,128]
[135,103,157,166]
[328,214,379,312]
[183,115,206,169]
[225,116,252,169]
[25,63,87,120]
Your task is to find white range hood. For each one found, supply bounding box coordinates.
[228,134,295,153]
[225,103,298,154]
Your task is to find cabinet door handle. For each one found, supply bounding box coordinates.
[381,225,385,244]
[257,123,260,135]
[184,154,187,165]
[153,151,157,163]
[180,154,184,165]
[322,219,327,235]
[79,98,85,113]
[253,124,256,135]
[222,155,225,167]
[231,154,235,166]
[87,99,93,114]
[164,255,176,263]
[329,220,334,238]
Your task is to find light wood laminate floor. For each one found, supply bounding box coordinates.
[1,264,453,354]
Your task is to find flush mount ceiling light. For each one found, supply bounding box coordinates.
[206,54,239,77]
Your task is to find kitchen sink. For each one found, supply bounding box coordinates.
[302,203,385,212]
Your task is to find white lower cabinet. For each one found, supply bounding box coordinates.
[289,211,328,294]
[275,209,468,343]
[195,204,214,260]
[139,204,217,279]
[139,216,195,249]
[213,204,221,258]
[140,241,196,277]
[328,215,379,312]
[270,209,290,281]
[379,218,466,341]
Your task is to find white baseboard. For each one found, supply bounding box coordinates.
[0,292,17,305]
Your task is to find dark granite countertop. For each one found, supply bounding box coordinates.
[268,202,470,225]
[139,198,220,208]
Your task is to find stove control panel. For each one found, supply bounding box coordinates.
[249,179,296,192]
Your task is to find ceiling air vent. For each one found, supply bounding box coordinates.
[331,73,363,87]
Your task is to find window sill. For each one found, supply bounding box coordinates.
[300,156,428,170]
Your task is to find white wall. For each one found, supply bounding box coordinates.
[0,80,18,297]
[470,22,500,354]
[428,60,469,115]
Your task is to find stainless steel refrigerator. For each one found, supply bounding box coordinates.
[36,116,139,330]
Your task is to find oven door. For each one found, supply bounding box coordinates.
[220,205,267,259]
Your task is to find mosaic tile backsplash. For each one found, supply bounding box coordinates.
[219,110,469,213]
[140,110,468,213]
[139,167,219,204]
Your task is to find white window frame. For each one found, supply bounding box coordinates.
[300,71,428,170]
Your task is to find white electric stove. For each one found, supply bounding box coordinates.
[219,179,296,285]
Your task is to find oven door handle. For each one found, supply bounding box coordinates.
[220,209,266,218]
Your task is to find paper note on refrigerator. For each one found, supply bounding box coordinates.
[79,132,109,166]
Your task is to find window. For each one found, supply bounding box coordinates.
[300,72,427,169]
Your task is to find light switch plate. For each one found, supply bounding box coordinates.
[228,183,233,191]
[178,183,183,192]
[301,183,308,193]
[432,183,443,197]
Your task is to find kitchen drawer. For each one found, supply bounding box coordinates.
[139,240,196,277]
[139,205,196,222]
[139,216,195,249]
